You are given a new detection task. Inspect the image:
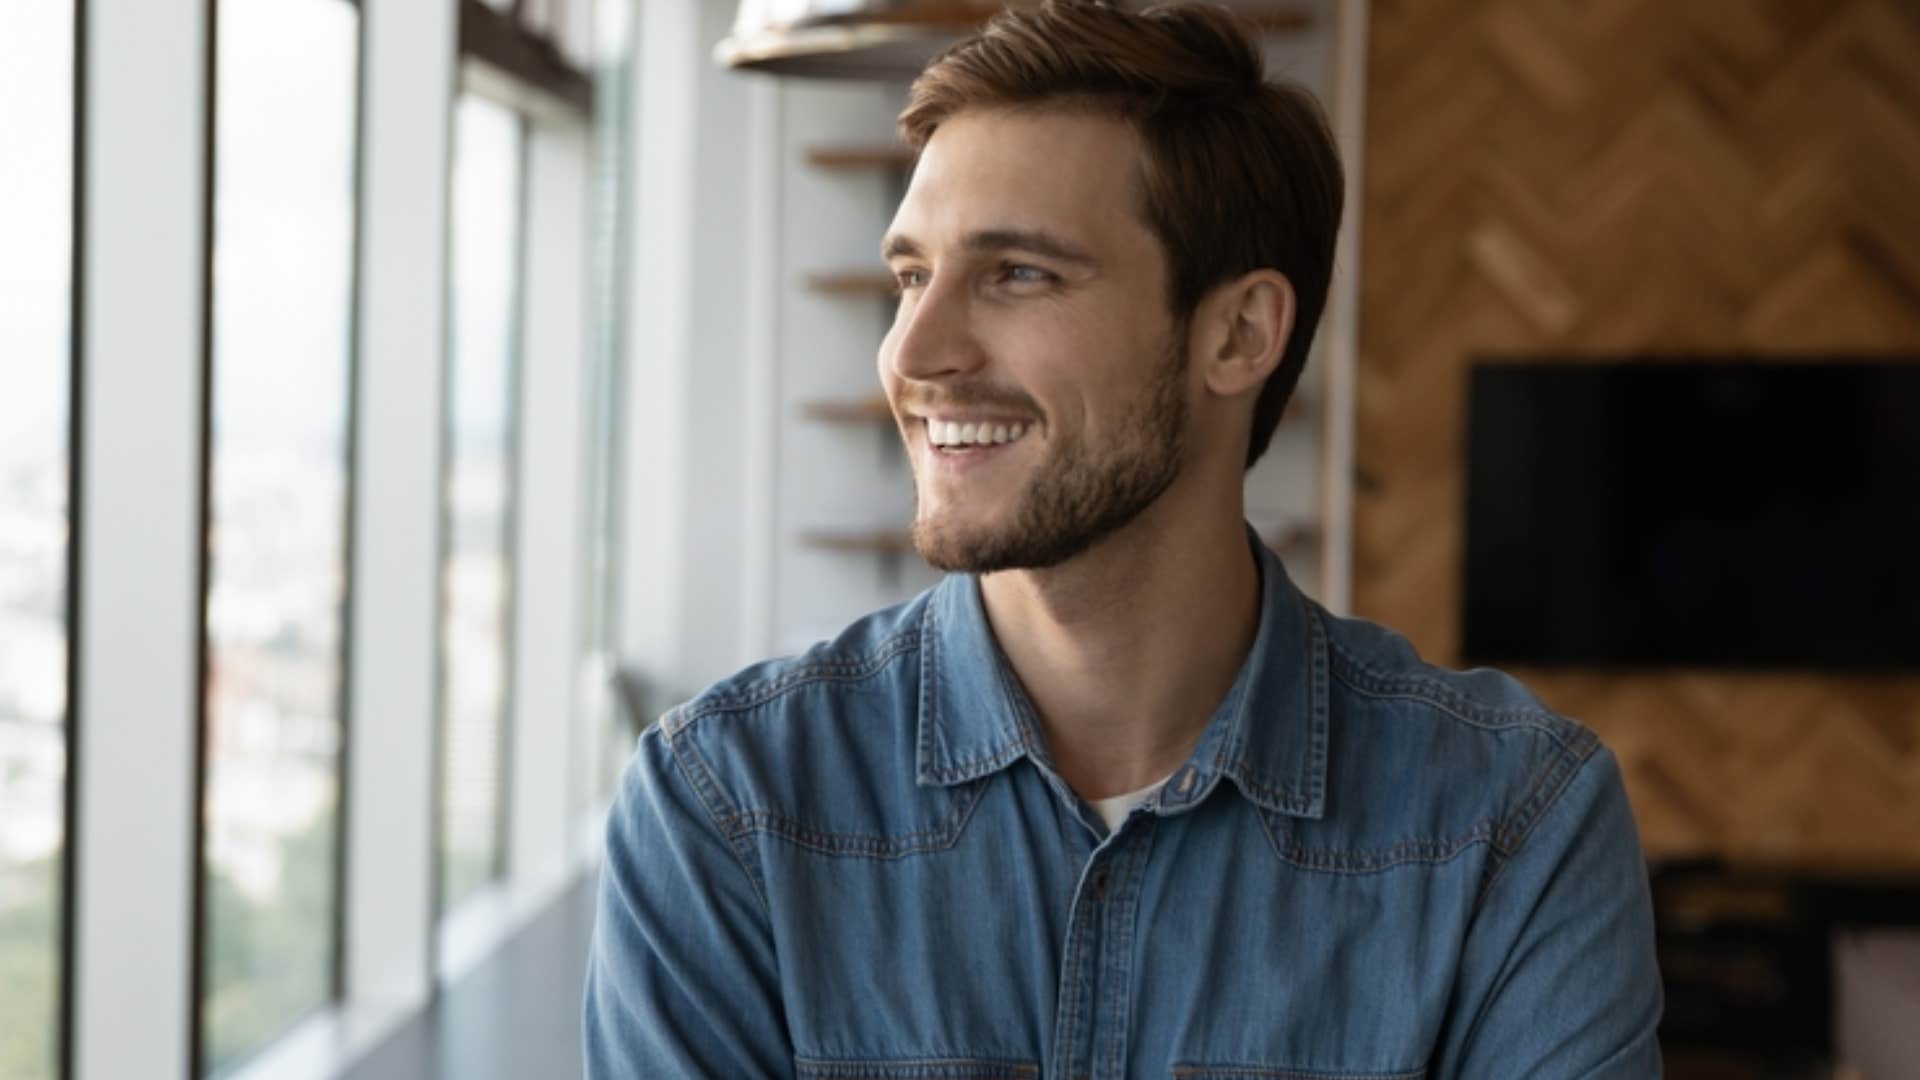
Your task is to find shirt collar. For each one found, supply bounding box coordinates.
[914,523,1330,821]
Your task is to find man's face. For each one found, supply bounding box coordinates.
[879,108,1190,574]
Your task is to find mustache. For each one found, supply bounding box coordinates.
[896,385,1042,417]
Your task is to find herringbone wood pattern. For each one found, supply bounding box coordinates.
[1355,0,1920,866]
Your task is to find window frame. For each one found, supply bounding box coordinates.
[52,2,85,1077]
[67,1,210,1077]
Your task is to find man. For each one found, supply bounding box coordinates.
[586,2,1663,1076]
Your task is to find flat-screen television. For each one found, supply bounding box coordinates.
[1462,359,1920,670]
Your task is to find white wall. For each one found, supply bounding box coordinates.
[617,0,772,700]
[680,0,764,687]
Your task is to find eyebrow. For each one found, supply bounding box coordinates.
[881,227,1097,266]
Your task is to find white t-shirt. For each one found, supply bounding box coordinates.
[1089,774,1172,832]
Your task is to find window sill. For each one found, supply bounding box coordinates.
[221,1000,416,1080]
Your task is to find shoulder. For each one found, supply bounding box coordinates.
[635,586,944,848]
[669,589,930,729]
[1304,602,1608,864]
[1318,605,1595,758]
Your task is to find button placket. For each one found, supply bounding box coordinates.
[1094,820,1153,1079]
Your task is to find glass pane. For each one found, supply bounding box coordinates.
[0,5,74,1079]
[440,96,523,915]
[202,0,358,1070]
[579,0,635,816]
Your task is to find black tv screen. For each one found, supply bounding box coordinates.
[1462,360,1920,670]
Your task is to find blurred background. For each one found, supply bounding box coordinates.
[1,1,1916,1078]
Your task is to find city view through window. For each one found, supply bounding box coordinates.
[440,95,524,915]
[0,5,74,1079]
[201,0,359,1070]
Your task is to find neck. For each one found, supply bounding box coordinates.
[979,486,1262,802]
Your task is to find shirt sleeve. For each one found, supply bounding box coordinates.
[583,720,794,1079]
[1432,744,1665,1079]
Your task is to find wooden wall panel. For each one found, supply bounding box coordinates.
[1355,0,1920,866]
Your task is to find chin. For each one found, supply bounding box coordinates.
[911,510,1098,575]
[912,513,1002,574]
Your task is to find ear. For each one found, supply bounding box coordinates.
[1194,270,1296,399]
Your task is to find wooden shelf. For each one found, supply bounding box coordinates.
[805,270,896,296]
[795,391,1311,425]
[846,3,1312,33]
[800,395,895,423]
[806,144,918,171]
[797,527,916,555]
[800,521,1318,559]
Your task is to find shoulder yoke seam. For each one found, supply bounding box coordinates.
[656,710,776,915]
[1470,739,1606,913]
[669,629,922,733]
[1326,637,1592,758]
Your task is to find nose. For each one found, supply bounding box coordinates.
[882,274,985,384]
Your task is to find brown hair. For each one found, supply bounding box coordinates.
[898,0,1344,470]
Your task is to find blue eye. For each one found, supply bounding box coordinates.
[892,267,929,293]
[1003,264,1052,285]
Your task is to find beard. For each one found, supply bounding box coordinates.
[911,335,1189,574]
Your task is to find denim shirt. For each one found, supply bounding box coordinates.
[586,532,1664,1079]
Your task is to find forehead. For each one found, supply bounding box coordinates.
[888,108,1155,255]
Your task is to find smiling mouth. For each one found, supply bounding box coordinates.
[925,418,1034,453]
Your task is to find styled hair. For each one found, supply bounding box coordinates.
[898,0,1344,469]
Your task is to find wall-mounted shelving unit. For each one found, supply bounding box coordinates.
[799,394,893,422]
[796,527,916,554]
[804,144,918,170]
[804,270,897,295]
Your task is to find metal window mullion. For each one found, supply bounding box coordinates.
[340,0,459,1020]
[59,0,89,1074]
[69,2,208,1079]
[331,0,372,1011]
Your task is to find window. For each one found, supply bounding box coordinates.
[0,5,75,1079]
[200,0,359,1069]
[577,0,634,816]
[439,94,525,915]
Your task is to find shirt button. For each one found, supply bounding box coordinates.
[1088,865,1110,900]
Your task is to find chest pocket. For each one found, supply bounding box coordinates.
[795,1058,1039,1079]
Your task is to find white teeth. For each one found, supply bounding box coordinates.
[926,417,1033,448]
